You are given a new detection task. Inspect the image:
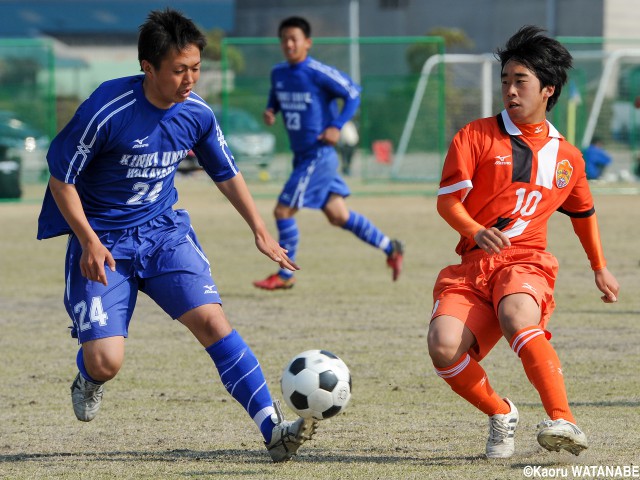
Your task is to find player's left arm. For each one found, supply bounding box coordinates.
[331,89,360,129]
[594,267,619,303]
[560,172,619,303]
[317,68,361,145]
[569,214,619,303]
[215,173,299,272]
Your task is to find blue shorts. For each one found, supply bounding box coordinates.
[63,209,221,343]
[278,146,350,209]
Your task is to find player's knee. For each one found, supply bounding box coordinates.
[323,207,349,227]
[84,355,122,382]
[179,304,232,347]
[326,214,346,227]
[427,327,462,366]
[81,337,124,381]
[274,204,293,219]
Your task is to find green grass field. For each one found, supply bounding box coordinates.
[1,177,639,479]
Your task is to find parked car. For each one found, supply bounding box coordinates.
[0,110,49,153]
[179,106,276,176]
[0,111,49,194]
[213,106,275,167]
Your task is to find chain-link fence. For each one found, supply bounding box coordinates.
[4,34,640,196]
[220,36,446,182]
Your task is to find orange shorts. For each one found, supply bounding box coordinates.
[431,247,558,361]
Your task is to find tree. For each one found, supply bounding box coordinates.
[406,27,474,74]
[202,28,245,74]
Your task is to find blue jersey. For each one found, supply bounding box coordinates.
[37,75,238,239]
[266,56,361,154]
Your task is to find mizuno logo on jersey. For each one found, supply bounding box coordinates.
[132,136,149,148]
[203,285,218,294]
[521,283,537,293]
[534,126,544,134]
[494,154,512,165]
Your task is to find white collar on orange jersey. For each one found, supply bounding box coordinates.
[500,109,562,139]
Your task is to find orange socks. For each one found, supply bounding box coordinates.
[435,353,510,416]
[510,326,575,423]
[435,326,576,422]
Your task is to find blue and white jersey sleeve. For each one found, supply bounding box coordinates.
[309,58,361,130]
[186,94,239,182]
[37,75,238,239]
[266,77,280,114]
[268,56,361,154]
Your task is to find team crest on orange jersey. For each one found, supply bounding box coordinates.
[555,159,573,188]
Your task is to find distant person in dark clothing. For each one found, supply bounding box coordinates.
[336,120,359,175]
[583,137,612,180]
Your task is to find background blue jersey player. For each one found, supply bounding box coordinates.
[253,16,404,290]
[36,8,316,463]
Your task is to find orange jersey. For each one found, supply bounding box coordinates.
[439,110,594,256]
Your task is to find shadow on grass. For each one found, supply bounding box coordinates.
[557,309,640,315]
[0,448,486,466]
[516,399,640,408]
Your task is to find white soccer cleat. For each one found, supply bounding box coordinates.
[537,419,588,456]
[486,398,519,459]
[70,372,104,422]
[265,400,318,463]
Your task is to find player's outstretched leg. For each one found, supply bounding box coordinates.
[433,351,516,458]
[536,419,588,456]
[70,372,104,422]
[265,400,318,463]
[486,398,519,458]
[253,218,298,290]
[341,211,405,281]
[206,330,317,461]
[510,326,587,456]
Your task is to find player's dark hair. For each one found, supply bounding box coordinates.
[138,8,207,70]
[278,16,311,38]
[496,25,573,111]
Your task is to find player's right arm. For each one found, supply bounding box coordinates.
[214,173,298,272]
[48,176,115,286]
[437,121,510,254]
[264,69,280,126]
[437,194,511,254]
[263,108,276,126]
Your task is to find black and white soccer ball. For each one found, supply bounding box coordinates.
[280,349,352,420]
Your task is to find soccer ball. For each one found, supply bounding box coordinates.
[280,350,352,420]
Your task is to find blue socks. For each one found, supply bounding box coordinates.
[275,211,391,280]
[276,218,299,279]
[342,211,391,254]
[206,330,276,442]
